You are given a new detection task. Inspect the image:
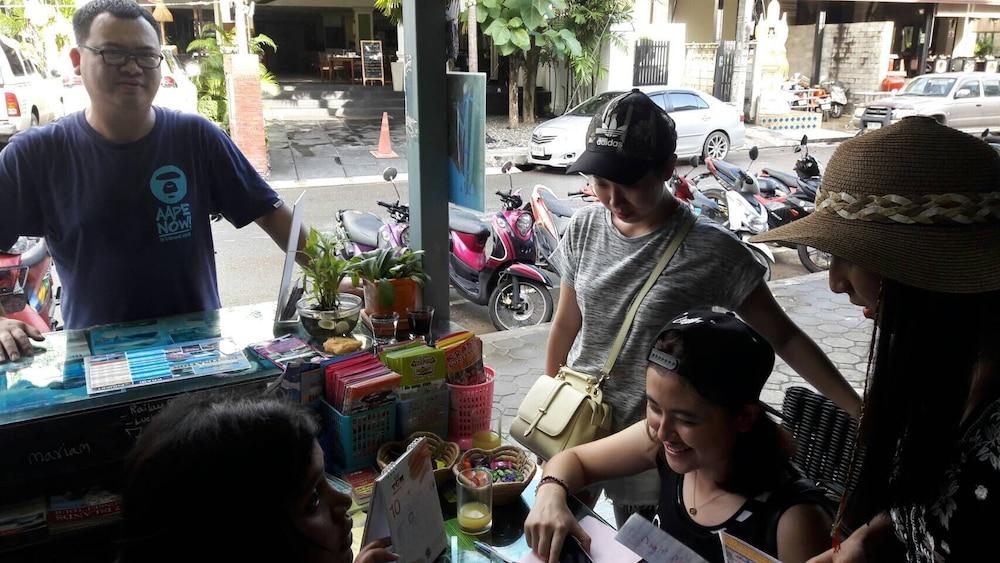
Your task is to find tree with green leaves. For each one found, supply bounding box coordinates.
[186,24,277,129]
[477,0,582,125]
[0,0,74,70]
[558,0,632,112]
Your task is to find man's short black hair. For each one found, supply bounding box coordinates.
[73,0,161,45]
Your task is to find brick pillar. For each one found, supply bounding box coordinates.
[224,53,269,177]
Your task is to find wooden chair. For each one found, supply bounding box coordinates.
[318,53,332,81]
[331,58,351,83]
[777,386,864,500]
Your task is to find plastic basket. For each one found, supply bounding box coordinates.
[397,385,449,437]
[446,367,495,449]
[318,399,397,473]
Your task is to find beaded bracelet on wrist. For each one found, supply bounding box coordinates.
[536,475,570,495]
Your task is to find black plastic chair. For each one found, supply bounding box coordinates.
[777,386,863,500]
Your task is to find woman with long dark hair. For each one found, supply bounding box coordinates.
[752,116,1000,562]
[525,311,832,563]
[118,394,399,563]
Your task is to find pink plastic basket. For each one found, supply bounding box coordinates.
[446,367,495,449]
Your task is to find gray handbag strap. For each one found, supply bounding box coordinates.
[601,212,697,377]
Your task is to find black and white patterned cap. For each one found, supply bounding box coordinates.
[567,89,678,185]
[648,310,775,408]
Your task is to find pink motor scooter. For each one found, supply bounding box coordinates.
[448,163,554,331]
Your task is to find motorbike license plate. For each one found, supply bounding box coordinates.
[866,122,882,130]
[530,144,546,158]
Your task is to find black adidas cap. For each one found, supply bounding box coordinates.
[648,310,775,408]
[567,89,678,185]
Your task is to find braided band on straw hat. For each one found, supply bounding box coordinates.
[751,116,1000,293]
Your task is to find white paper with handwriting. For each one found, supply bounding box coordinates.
[614,513,708,563]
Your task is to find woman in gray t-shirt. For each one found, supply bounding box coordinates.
[547,89,860,524]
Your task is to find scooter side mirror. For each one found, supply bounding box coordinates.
[800,134,808,145]
[501,161,514,174]
[749,146,759,160]
[793,145,802,153]
[382,167,397,182]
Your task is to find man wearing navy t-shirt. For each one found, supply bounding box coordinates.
[0,0,305,361]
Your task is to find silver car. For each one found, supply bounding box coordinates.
[528,86,746,168]
[858,72,1000,131]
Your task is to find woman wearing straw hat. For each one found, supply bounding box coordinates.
[752,116,1000,562]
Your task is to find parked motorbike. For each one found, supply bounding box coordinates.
[529,175,596,272]
[982,129,1000,156]
[819,78,848,119]
[698,146,830,274]
[669,156,727,222]
[1,237,59,333]
[335,167,410,257]
[448,163,555,331]
[759,135,821,203]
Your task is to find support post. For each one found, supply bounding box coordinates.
[403,2,450,324]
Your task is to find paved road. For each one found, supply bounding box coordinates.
[213,143,838,334]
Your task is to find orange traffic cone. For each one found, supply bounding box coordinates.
[370,112,398,159]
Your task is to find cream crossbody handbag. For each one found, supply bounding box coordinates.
[510,214,696,460]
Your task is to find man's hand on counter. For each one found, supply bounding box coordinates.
[0,317,44,363]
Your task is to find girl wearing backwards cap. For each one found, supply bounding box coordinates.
[525,310,833,563]
[751,116,1000,562]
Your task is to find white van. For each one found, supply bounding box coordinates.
[0,35,62,143]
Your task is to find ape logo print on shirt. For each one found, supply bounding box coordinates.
[150,165,192,242]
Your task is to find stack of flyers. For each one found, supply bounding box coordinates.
[342,467,379,509]
[379,343,446,394]
[46,489,122,534]
[435,331,486,385]
[250,334,325,369]
[322,353,400,414]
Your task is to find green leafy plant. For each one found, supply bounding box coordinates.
[374,0,403,24]
[349,247,429,307]
[476,0,583,125]
[298,228,356,311]
[186,24,278,128]
[559,0,632,111]
[0,0,74,70]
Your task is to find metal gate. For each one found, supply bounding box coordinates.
[713,40,735,101]
[633,39,670,86]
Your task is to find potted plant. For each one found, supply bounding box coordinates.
[295,228,363,340]
[350,247,429,320]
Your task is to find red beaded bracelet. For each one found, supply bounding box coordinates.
[536,475,570,495]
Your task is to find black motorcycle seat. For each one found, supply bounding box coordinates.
[540,190,576,218]
[340,210,383,248]
[756,176,785,196]
[762,168,801,188]
[796,178,820,201]
[710,158,742,183]
[449,207,491,237]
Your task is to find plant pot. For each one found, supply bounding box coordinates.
[363,279,419,322]
[296,294,363,341]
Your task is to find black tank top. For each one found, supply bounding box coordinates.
[654,455,829,563]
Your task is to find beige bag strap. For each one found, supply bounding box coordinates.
[600,212,697,378]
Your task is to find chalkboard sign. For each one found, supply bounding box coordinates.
[361,40,384,86]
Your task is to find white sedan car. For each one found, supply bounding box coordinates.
[61,45,198,115]
[528,86,746,167]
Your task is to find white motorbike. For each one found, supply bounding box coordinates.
[723,165,777,282]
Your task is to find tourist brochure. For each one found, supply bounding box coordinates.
[720,531,782,563]
[436,331,486,385]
